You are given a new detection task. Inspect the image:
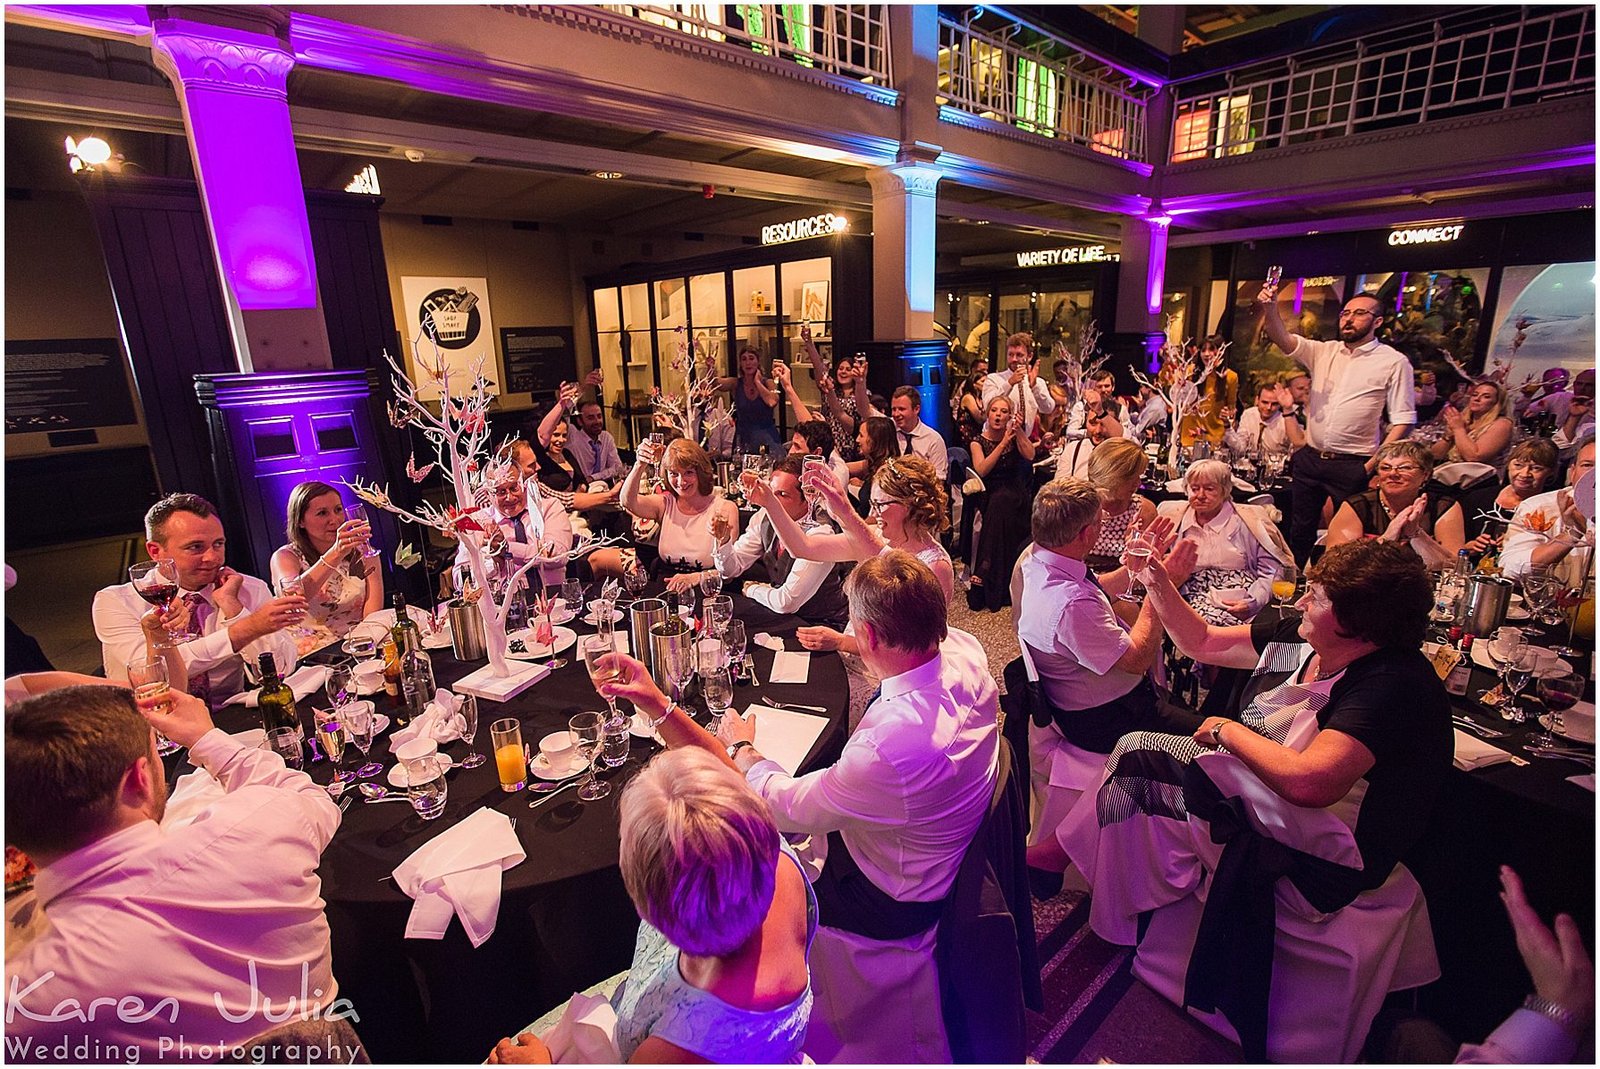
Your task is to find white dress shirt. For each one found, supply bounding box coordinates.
[566,425,626,483]
[1063,398,1129,440]
[1499,488,1592,581]
[1016,546,1143,710]
[1131,395,1169,440]
[981,371,1056,437]
[1288,335,1417,455]
[92,575,297,702]
[456,495,574,589]
[1054,437,1097,482]
[897,420,949,479]
[744,629,998,901]
[712,511,836,616]
[5,729,340,1058]
[1230,406,1290,455]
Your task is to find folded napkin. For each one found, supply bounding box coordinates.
[544,991,621,1064]
[770,650,810,684]
[1453,728,1518,771]
[392,808,525,948]
[390,689,464,749]
[224,664,331,708]
[1567,774,1596,793]
[161,769,227,831]
[753,631,786,653]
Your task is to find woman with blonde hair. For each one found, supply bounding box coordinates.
[965,394,1036,610]
[1431,379,1514,467]
[1085,438,1157,572]
[619,436,739,595]
[269,480,383,649]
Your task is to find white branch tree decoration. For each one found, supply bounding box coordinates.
[1051,320,1107,411]
[346,332,624,681]
[1132,318,1229,471]
[651,327,730,447]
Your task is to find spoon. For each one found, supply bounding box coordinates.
[358,783,413,803]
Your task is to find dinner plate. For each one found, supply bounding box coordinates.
[530,752,593,781]
[1538,712,1596,744]
[385,752,455,788]
[1470,642,1568,677]
[582,606,625,627]
[506,626,578,659]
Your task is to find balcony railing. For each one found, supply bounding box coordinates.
[1171,5,1594,162]
[597,4,892,87]
[936,10,1150,162]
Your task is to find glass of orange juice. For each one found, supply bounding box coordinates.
[490,717,526,792]
[1271,563,1299,610]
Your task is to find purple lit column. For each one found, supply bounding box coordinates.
[1115,212,1173,369]
[152,13,332,372]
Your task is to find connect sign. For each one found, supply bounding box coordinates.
[1387,224,1465,246]
[761,213,850,246]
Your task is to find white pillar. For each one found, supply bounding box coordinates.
[151,13,331,371]
[866,155,943,341]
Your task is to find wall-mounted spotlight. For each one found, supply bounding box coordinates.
[64,135,117,174]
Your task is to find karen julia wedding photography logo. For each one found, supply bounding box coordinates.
[5,960,359,1064]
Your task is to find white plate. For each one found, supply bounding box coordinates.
[629,711,662,741]
[506,626,578,659]
[1538,712,1596,744]
[370,713,391,735]
[1471,642,1569,677]
[530,752,592,781]
[581,607,624,627]
[1506,597,1531,622]
[1208,587,1248,607]
[386,752,455,788]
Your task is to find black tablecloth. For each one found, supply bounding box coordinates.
[198,590,851,1061]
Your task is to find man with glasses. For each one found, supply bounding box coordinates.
[1257,287,1417,564]
[710,455,849,627]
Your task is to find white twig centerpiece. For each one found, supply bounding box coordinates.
[345,337,623,683]
[1132,319,1228,470]
[1051,321,1107,413]
[651,327,731,448]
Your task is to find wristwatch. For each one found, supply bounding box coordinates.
[1209,721,1226,746]
[728,740,755,760]
[1523,994,1584,1035]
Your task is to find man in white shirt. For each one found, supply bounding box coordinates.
[788,419,852,488]
[1017,479,1199,754]
[1054,410,1116,482]
[982,331,1056,438]
[889,386,949,480]
[1258,288,1417,564]
[711,455,850,628]
[92,494,302,707]
[456,462,573,591]
[5,685,342,1059]
[1499,436,1594,581]
[1229,383,1291,456]
[1062,370,1129,441]
[566,399,626,484]
[1130,383,1170,441]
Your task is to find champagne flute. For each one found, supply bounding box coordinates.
[345,503,382,559]
[1118,524,1154,603]
[725,620,749,682]
[456,692,485,769]
[129,559,196,645]
[127,654,181,755]
[801,454,828,524]
[1532,667,1584,748]
[569,711,610,802]
[701,666,733,732]
[582,633,622,722]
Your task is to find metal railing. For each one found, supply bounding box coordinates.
[597,4,892,86]
[1171,5,1594,162]
[936,10,1150,161]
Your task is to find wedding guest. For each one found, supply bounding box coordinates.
[965,395,1036,611]
[888,386,949,479]
[1430,380,1514,467]
[1129,382,1168,441]
[621,437,738,597]
[457,460,574,592]
[1085,438,1158,573]
[1499,436,1594,581]
[982,332,1056,438]
[1156,459,1292,624]
[1325,440,1466,570]
[270,481,383,651]
[951,362,989,446]
[4,686,340,1058]
[715,347,781,453]
[1063,369,1129,439]
[489,748,813,1064]
[796,325,867,460]
[568,395,627,485]
[1228,382,1291,457]
[1177,341,1238,448]
[1054,402,1117,482]
[511,430,622,529]
[782,414,851,487]
[1462,437,1559,551]
[93,494,302,706]
[847,415,899,511]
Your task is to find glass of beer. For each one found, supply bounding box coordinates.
[127,654,180,755]
[491,717,527,792]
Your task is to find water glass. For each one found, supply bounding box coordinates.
[724,620,748,680]
[561,579,585,618]
[491,718,526,792]
[569,712,611,802]
[404,755,448,820]
[1502,646,1537,723]
[701,667,733,731]
[600,711,630,769]
[456,692,485,768]
[343,701,381,778]
[704,594,734,637]
[697,637,727,676]
[268,727,304,770]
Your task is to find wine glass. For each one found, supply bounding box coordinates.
[699,569,724,600]
[127,654,181,755]
[455,692,485,769]
[701,666,733,732]
[325,661,355,712]
[1118,524,1154,604]
[1532,666,1584,748]
[568,711,610,802]
[1551,567,1592,658]
[129,559,196,645]
[561,579,585,620]
[275,575,317,638]
[345,503,382,559]
[342,703,382,778]
[622,560,649,603]
[1502,646,1537,724]
[704,594,734,638]
[1271,563,1299,612]
[581,633,621,723]
[724,620,749,682]
[1486,626,1524,710]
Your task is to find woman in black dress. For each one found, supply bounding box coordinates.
[966,394,1037,611]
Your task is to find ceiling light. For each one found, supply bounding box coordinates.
[64,135,114,173]
[592,171,624,180]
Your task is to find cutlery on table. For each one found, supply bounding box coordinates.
[768,700,828,714]
[528,779,583,809]
[1452,717,1508,738]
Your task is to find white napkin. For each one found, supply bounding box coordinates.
[543,991,621,1064]
[390,689,464,748]
[224,664,331,708]
[753,631,785,653]
[1566,774,1596,793]
[769,650,810,684]
[1453,728,1518,771]
[392,808,525,948]
[161,769,227,831]
[742,704,829,775]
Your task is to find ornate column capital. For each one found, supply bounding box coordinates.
[151,20,295,100]
[867,163,944,200]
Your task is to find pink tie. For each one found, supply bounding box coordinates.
[185,593,213,707]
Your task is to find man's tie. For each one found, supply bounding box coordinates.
[510,513,529,546]
[184,593,213,707]
[900,430,912,456]
[589,437,602,471]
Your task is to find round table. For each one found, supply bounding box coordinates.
[202,589,851,1062]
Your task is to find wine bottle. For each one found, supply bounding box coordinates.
[257,653,301,740]
[1445,634,1474,697]
[391,593,420,659]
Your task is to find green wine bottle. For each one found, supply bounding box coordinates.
[257,653,301,739]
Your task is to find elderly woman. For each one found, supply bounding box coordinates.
[1463,437,1559,552]
[1431,379,1514,467]
[965,395,1037,611]
[489,748,814,1064]
[1155,459,1291,624]
[269,481,382,650]
[1326,440,1465,569]
[620,437,739,596]
[1085,438,1158,573]
[1033,540,1452,1060]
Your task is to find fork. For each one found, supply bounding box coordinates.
[1452,717,1509,739]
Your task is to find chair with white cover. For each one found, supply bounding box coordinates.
[1433,461,1498,489]
[1127,753,1440,1064]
